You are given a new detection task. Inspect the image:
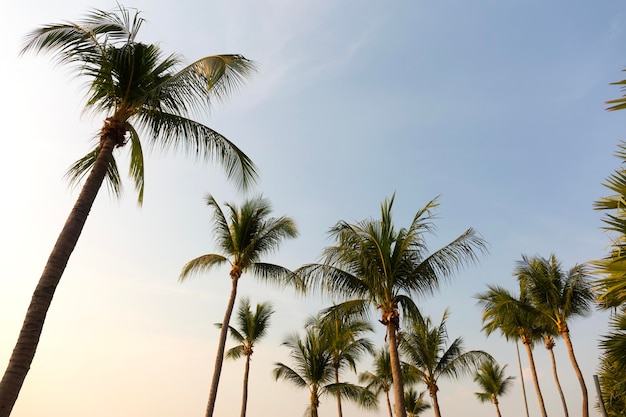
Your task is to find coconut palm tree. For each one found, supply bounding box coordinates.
[404,388,431,417]
[400,309,492,417]
[473,360,515,417]
[297,195,487,417]
[218,298,274,417]
[273,327,375,417]
[476,285,549,417]
[180,194,298,417]
[307,308,374,417]
[541,333,569,417]
[0,6,257,416]
[359,347,396,417]
[516,254,594,417]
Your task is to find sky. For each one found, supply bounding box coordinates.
[1,1,625,416]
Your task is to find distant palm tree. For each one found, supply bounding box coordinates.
[308,308,374,417]
[516,254,594,417]
[218,298,274,417]
[359,347,396,417]
[476,285,549,417]
[400,309,491,417]
[473,360,515,417]
[273,327,375,417]
[180,195,298,417]
[404,388,431,417]
[541,333,569,417]
[0,6,257,416]
[298,195,487,417]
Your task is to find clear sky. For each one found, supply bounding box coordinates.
[1,1,624,416]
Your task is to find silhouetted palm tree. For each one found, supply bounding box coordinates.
[180,195,298,417]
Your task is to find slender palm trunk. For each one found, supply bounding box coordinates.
[546,341,568,417]
[310,386,320,417]
[239,353,251,417]
[334,366,343,417]
[522,340,548,417]
[561,328,588,417]
[515,341,530,417]
[386,322,406,417]
[384,389,393,417]
[0,132,118,417]
[205,272,240,417]
[429,386,442,417]
[493,398,502,417]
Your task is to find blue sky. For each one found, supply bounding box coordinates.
[1,1,625,416]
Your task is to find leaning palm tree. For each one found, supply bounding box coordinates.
[400,309,492,417]
[404,388,431,417]
[541,332,569,417]
[180,194,298,417]
[359,347,396,417]
[297,195,487,417]
[0,6,257,416]
[307,308,374,417]
[516,254,594,417]
[273,327,375,417]
[218,298,274,417]
[473,360,515,417]
[476,285,549,417]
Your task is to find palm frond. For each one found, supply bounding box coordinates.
[179,254,229,281]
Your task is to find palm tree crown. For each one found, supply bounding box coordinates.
[298,195,487,417]
[401,309,491,417]
[0,6,257,416]
[180,194,298,417]
[473,360,514,417]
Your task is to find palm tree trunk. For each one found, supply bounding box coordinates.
[515,341,530,417]
[493,398,502,417]
[239,354,251,417]
[546,344,569,417]
[386,322,407,417]
[205,273,240,417]
[385,389,393,417]
[430,388,442,417]
[311,386,320,417]
[522,340,548,417]
[561,328,588,417]
[0,133,117,417]
[335,366,343,417]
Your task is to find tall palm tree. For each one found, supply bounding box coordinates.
[218,298,274,417]
[180,194,298,417]
[359,347,396,417]
[297,195,487,417]
[400,309,492,417]
[516,254,594,417]
[473,360,515,417]
[541,333,569,417]
[404,388,431,417]
[476,285,549,417]
[273,327,375,417]
[0,6,257,416]
[308,308,374,417]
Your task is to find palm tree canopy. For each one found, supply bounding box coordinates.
[21,5,258,202]
[180,194,299,285]
[473,360,515,403]
[515,254,594,330]
[219,298,274,360]
[298,195,487,322]
[404,388,432,417]
[401,309,492,388]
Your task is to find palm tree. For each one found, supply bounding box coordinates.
[297,195,487,417]
[180,194,298,417]
[0,6,257,416]
[473,360,515,417]
[476,285,549,417]
[541,333,569,417]
[218,298,274,417]
[273,327,375,417]
[359,347,396,417]
[597,312,626,416]
[307,308,374,417]
[516,254,594,417]
[400,309,492,417]
[404,388,431,417]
